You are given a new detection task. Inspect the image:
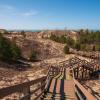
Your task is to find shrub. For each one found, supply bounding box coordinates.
[80,44,86,51]
[0,33,21,61]
[30,50,37,61]
[74,42,81,51]
[85,45,91,51]
[60,35,67,43]
[95,45,100,51]
[66,37,75,47]
[64,45,69,54]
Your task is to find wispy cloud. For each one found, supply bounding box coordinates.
[0,4,38,17]
[22,10,38,17]
[0,5,14,12]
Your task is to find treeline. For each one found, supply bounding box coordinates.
[0,33,21,61]
[50,30,100,53]
[78,30,100,44]
[50,34,74,45]
[76,30,100,51]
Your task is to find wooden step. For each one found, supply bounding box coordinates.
[40,68,78,100]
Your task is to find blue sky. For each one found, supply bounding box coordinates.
[0,0,100,30]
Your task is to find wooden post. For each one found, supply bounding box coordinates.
[23,87,30,100]
[89,70,92,78]
[74,68,76,78]
[76,67,79,79]
[85,68,88,78]
[41,79,45,92]
[82,66,85,79]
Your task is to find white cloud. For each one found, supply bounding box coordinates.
[22,10,38,17]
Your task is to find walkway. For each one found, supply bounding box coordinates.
[41,68,77,100]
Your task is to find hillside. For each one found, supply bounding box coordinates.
[15,37,65,60]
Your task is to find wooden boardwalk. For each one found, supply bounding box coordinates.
[41,68,77,100]
[0,57,98,100]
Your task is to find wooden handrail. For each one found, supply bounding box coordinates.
[20,82,46,100]
[74,79,96,100]
[0,76,46,99]
[70,49,100,59]
[0,66,61,99]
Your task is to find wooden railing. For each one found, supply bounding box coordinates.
[74,79,96,100]
[70,49,100,59]
[0,66,61,99]
[47,66,60,77]
[0,76,46,99]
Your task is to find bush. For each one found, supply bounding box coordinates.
[80,44,86,51]
[50,34,58,42]
[30,50,37,61]
[80,44,91,51]
[50,34,67,44]
[85,45,92,51]
[95,45,100,51]
[74,42,81,51]
[11,43,21,60]
[66,37,75,47]
[60,35,67,43]
[64,45,69,54]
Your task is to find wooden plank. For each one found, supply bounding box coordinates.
[74,79,96,100]
[49,79,55,93]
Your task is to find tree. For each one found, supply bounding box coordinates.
[92,45,95,51]
[64,45,69,54]
[85,29,90,34]
[0,33,21,61]
[50,34,58,42]
[21,31,26,38]
[60,35,67,43]
[0,33,12,60]
[79,29,84,34]
[66,37,74,47]
[95,31,100,43]
[11,43,21,60]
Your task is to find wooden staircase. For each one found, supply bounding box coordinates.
[40,68,77,100]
